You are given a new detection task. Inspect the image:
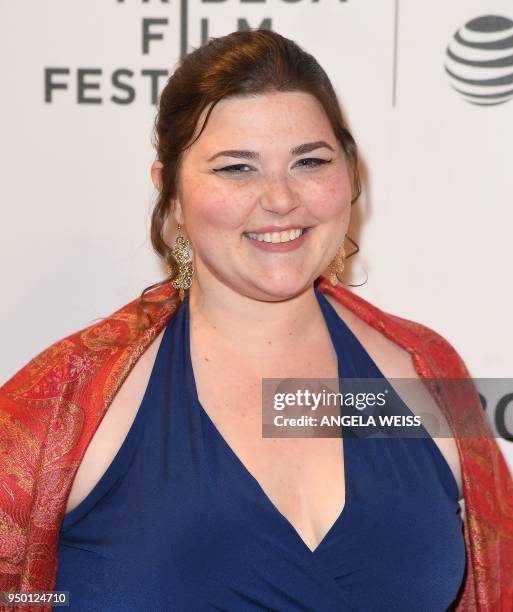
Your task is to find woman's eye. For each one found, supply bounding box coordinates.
[296,158,332,168]
[213,158,331,175]
[214,164,253,174]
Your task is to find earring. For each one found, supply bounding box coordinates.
[327,239,346,287]
[166,224,194,301]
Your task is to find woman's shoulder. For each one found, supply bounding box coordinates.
[320,281,495,454]
[0,285,179,528]
[0,284,179,419]
[318,279,471,378]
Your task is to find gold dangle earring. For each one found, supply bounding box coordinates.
[327,238,346,287]
[166,223,194,301]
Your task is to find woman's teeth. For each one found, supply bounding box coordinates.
[244,228,305,243]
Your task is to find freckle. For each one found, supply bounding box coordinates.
[268,340,272,345]
[204,357,210,362]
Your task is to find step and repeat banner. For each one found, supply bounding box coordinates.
[1,1,512,470]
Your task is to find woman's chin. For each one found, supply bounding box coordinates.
[247,276,315,302]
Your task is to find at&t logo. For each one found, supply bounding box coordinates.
[445,14,513,106]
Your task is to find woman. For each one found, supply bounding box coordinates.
[1,29,512,611]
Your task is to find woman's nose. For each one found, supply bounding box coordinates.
[259,175,300,216]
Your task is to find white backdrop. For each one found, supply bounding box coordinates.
[1,0,512,471]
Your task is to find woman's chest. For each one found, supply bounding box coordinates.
[191,342,347,552]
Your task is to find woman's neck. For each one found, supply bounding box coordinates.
[187,277,325,359]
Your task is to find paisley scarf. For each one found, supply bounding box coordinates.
[0,275,511,611]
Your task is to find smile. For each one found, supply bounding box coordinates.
[243,228,308,244]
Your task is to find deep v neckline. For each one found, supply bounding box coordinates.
[183,284,353,556]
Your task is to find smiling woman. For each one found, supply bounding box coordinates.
[1,28,512,612]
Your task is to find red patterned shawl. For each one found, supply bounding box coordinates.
[0,275,512,611]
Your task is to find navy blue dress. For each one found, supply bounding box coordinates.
[55,285,466,611]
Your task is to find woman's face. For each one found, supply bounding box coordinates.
[153,90,353,301]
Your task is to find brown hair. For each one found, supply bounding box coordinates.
[137,28,361,331]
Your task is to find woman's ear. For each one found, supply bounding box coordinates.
[151,159,185,225]
[151,160,163,191]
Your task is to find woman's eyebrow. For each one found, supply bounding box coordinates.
[207,140,335,162]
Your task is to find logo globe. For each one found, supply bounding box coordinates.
[445,15,513,106]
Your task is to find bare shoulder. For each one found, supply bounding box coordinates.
[64,326,167,513]
[322,293,464,501]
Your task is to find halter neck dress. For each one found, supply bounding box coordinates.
[55,285,466,611]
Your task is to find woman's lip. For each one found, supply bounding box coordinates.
[244,225,310,234]
[243,227,310,252]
